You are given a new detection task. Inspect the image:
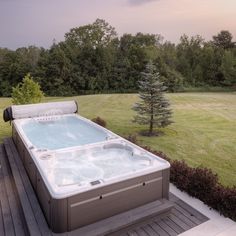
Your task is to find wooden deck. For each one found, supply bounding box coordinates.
[0,138,208,236]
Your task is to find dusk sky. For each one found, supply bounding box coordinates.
[0,0,236,49]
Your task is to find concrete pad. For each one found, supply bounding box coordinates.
[179,218,235,236]
[216,225,236,236]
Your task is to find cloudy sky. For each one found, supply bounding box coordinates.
[0,0,235,49]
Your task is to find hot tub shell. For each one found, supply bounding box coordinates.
[12,114,170,233]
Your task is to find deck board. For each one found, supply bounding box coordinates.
[0,164,15,236]
[171,208,196,228]
[172,203,202,225]
[177,202,208,223]
[157,220,177,236]
[167,214,190,232]
[0,145,26,236]
[4,140,42,236]
[128,230,139,236]
[0,144,24,236]
[161,216,184,234]
[136,227,150,236]
[5,138,52,236]
[0,201,5,236]
[143,224,159,236]
[0,138,209,236]
[0,145,14,236]
[148,222,169,236]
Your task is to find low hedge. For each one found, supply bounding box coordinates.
[91,117,107,127]
[125,135,236,221]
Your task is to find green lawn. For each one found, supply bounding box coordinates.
[1,93,236,186]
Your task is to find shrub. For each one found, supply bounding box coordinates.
[187,167,218,201]
[169,160,192,192]
[148,149,171,162]
[12,73,44,105]
[91,117,107,127]
[209,185,236,220]
[170,160,236,220]
[125,134,138,144]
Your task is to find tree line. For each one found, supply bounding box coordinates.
[0,19,235,96]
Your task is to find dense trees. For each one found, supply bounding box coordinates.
[0,19,235,97]
[212,30,235,49]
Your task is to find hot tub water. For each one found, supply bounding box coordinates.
[22,116,111,150]
[40,145,157,188]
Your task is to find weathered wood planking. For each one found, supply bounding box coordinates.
[4,139,43,236]
[0,144,25,236]
[4,138,52,236]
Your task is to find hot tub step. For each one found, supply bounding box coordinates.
[70,199,174,236]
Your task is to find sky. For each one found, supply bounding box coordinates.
[0,0,236,49]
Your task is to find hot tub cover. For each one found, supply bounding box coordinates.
[3,100,78,122]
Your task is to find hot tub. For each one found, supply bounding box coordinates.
[10,102,170,233]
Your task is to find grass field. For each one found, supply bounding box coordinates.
[0,93,236,186]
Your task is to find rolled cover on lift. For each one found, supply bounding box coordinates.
[3,107,13,122]
[5,100,78,121]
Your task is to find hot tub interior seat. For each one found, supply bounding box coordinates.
[39,142,156,189]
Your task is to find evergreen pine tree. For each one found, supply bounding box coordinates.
[133,61,173,135]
